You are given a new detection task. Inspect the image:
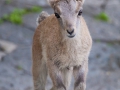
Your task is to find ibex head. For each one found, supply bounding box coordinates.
[48,0,85,38]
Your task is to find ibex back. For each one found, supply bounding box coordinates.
[32,0,92,90]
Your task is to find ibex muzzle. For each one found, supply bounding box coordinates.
[65,18,76,38]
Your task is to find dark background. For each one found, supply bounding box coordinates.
[0,0,120,90]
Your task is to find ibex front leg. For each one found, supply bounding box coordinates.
[73,62,88,90]
[48,62,72,90]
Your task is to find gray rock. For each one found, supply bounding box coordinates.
[83,0,120,42]
[0,23,34,90]
[22,13,38,30]
[6,0,48,8]
[83,0,104,16]
[87,42,120,90]
[0,0,49,19]
[0,40,17,53]
[0,0,120,90]
[0,4,14,18]
[84,14,120,42]
[0,51,6,61]
[106,0,120,28]
[0,40,17,61]
[22,7,53,30]
[0,23,34,45]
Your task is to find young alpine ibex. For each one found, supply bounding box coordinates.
[32,0,92,90]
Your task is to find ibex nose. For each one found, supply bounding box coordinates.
[67,29,74,35]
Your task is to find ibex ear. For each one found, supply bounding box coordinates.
[47,0,56,7]
[77,0,85,5]
[82,0,85,4]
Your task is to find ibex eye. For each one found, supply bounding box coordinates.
[78,10,82,16]
[55,13,60,18]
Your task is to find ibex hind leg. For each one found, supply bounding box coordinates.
[32,59,48,90]
[32,41,48,90]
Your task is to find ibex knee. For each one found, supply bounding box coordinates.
[56,76,66,90]
[74,72,85,88]
[74,83,86,90]
[73,66,87,90]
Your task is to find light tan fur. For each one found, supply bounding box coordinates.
[32,0,92,90]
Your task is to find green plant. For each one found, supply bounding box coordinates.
[8,9,25,24]
[31,6,42,12]
[0,6,42,25]
[95,40,101,43]
[95,12,110,22]
[9,14,22,24]
[0,18,3,24]
[107,43,113,47]
[16,65,23,70]
[5,0,11,4]
[2,14,9,20]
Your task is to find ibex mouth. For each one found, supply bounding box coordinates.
[68,35,75,38]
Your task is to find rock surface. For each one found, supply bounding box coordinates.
[0,40,17,61]
[0,40,17,53]
[0,0,120,90]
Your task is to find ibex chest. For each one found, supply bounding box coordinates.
[47,39,88,68]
